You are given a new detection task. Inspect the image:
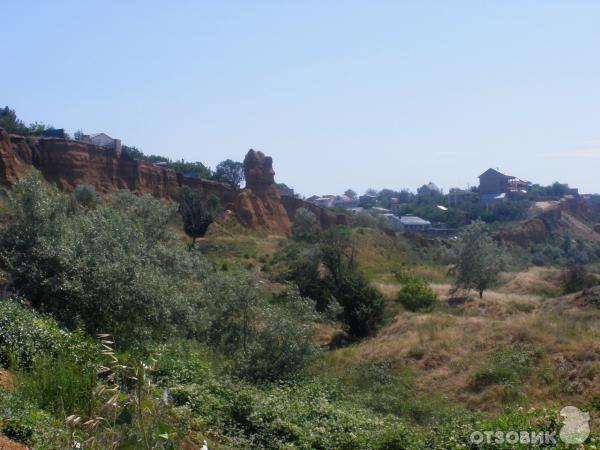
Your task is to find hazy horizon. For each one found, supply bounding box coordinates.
[3,1,600,196]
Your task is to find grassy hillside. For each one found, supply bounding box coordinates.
[0,175,598,449]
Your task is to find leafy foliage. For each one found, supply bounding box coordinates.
[292,207,319,241]
[214,159,244,190]
[73,184,99,209]
[398,279,438,311]
[177,186,220,243]
[0,300,95,368]
[452,220,508,298]
[0,107,28,134]
[0,173,209,344]
[199,274,318,381]
[561,264,596,293]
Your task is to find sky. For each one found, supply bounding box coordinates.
[3,1,600,196]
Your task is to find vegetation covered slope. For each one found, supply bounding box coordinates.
[0,174,598,449]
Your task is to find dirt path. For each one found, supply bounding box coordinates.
[0,369,14,391]
[0,435,28,450]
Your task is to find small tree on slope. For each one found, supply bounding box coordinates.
[452,220,507,299]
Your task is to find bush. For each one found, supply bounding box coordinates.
[334,272,385,339]
[287,247,333,312]
[562,264,596,293]
[292,207,319,241]
[200,274,318,381]
[73,184,99,209]
[352,211,378,228]
[472,345,537,392]
[398,280,437,312]
[0,174,210,344]
[0,300,94,368]
[16,351,97,416]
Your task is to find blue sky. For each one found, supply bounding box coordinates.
[3,1,600,195]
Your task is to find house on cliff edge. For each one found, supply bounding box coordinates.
[478,168,531,205]
[81,133,122,157]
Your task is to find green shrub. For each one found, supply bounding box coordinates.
[334,272,385,338]
[292,207,319,241]
[73,184,99,209]
[1,417,34,443]
[200,275,318,381]
[182,379,416,449]
[561,264,596,293]
[0,392,57,446]
[16,351,97,416]
[0,300,94,368]
[398,279,437,311]
[0,174,210,344]
[472,345,537,392]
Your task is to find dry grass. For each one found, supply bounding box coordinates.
[0,369,13,391]
[499,266,563,298]
[346,279,600,414]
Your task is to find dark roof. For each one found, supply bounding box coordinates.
[478,168,514,179]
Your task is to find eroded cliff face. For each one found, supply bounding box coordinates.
[498,204,599,247]
[0,128,234,202]
[0,129,339,235]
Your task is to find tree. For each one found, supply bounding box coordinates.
[320,227,384,338]
[333,272,384,339]
[561,264,595,293]
[27,121,55,136]
[288,247,332,312]
[200,274,317,381]
[452,220,507,298]
[177,187,219,244]
[320,227,357,290]
[0,174,209,344]
[292,207,319,241]
[215,159,244,190]
[73,129,85,140]
[344,189,357,199]
[0,106,27,134]
[73,184,99,209]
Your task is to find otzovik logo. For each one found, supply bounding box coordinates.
[559,406,590,445]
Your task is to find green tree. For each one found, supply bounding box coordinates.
[292,207,319,241]
[73,184,99,209]
[0,106,27,134]
[344,189,357,199]
[200,274,317,381]
[288,247,333,312]
[333,272,385,339]
[452,220,507,298]
[0,174,208,344]
[215,159,245,190]
[177,187,219,244]
[27,121,55,136]
[320,227,384,338]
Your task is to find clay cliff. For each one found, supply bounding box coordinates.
[0,128,233,201]
[234,149,346,234]
[498,203,600,247]
[0,129,341,235]
[235,150,292,234]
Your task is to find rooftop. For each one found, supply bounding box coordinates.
[400,215,431,225]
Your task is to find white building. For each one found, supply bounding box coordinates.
[86,133,122,156]
[398,214,431,232]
